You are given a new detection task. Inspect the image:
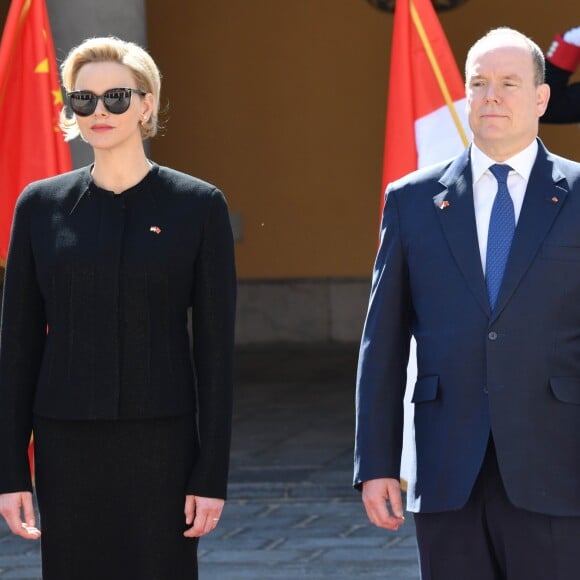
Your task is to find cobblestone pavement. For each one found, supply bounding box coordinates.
[199,494,419,579]
[0,345,420,579]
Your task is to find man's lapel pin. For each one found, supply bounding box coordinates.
[439,200,450,210]
[149,226,162,234]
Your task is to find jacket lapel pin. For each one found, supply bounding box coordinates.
[149,226,162,234]
[439,200,450,210]
[551,196,559,204]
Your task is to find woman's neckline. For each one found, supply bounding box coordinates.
[88,161,159,197]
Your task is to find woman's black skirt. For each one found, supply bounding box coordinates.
[33,415,199,580]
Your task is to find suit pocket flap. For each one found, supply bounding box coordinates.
[412,375,439,403]
[541,244,580,261]
[550,377,580,405]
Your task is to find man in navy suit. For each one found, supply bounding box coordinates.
[354,27,580,580]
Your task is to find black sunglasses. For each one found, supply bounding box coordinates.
[67,87,147,117]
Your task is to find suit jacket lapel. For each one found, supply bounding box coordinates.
[491,142,569,322]
[434,149,491,317]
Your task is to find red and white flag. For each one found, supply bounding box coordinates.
[381,0,470,205]
[380,0,470,484]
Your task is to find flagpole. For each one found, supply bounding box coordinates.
[410,0,469,146]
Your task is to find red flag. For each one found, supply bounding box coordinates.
[0,0,72,262]
[0,0,72,480]
[381,0,470,204]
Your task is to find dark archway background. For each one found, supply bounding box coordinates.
[0,1,10,36]
[367,0,469,12]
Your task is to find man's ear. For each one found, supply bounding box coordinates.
[536,83,550,117]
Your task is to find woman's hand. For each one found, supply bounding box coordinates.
[0,492,41,540]
[183,495,224,538]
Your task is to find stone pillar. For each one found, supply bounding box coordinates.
[46,0,147,168]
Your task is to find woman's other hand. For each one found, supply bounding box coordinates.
[0,492,41,540]
[183,495,224,538]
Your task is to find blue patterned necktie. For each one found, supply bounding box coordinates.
[485,164,515,310]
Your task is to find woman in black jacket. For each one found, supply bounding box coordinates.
[0,36,236,580]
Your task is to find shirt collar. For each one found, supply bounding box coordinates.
[471,139,538,184]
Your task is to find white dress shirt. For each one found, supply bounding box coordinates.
[471,140,538,272]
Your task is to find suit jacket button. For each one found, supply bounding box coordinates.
[488,331,498,340]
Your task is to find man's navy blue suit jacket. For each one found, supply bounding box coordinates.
[354,140,580,516]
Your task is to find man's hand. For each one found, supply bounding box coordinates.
[0,492,41,540]
[361,478,405,531]
[183,495,224,538]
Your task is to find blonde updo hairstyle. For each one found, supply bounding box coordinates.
[60,36,161,142]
